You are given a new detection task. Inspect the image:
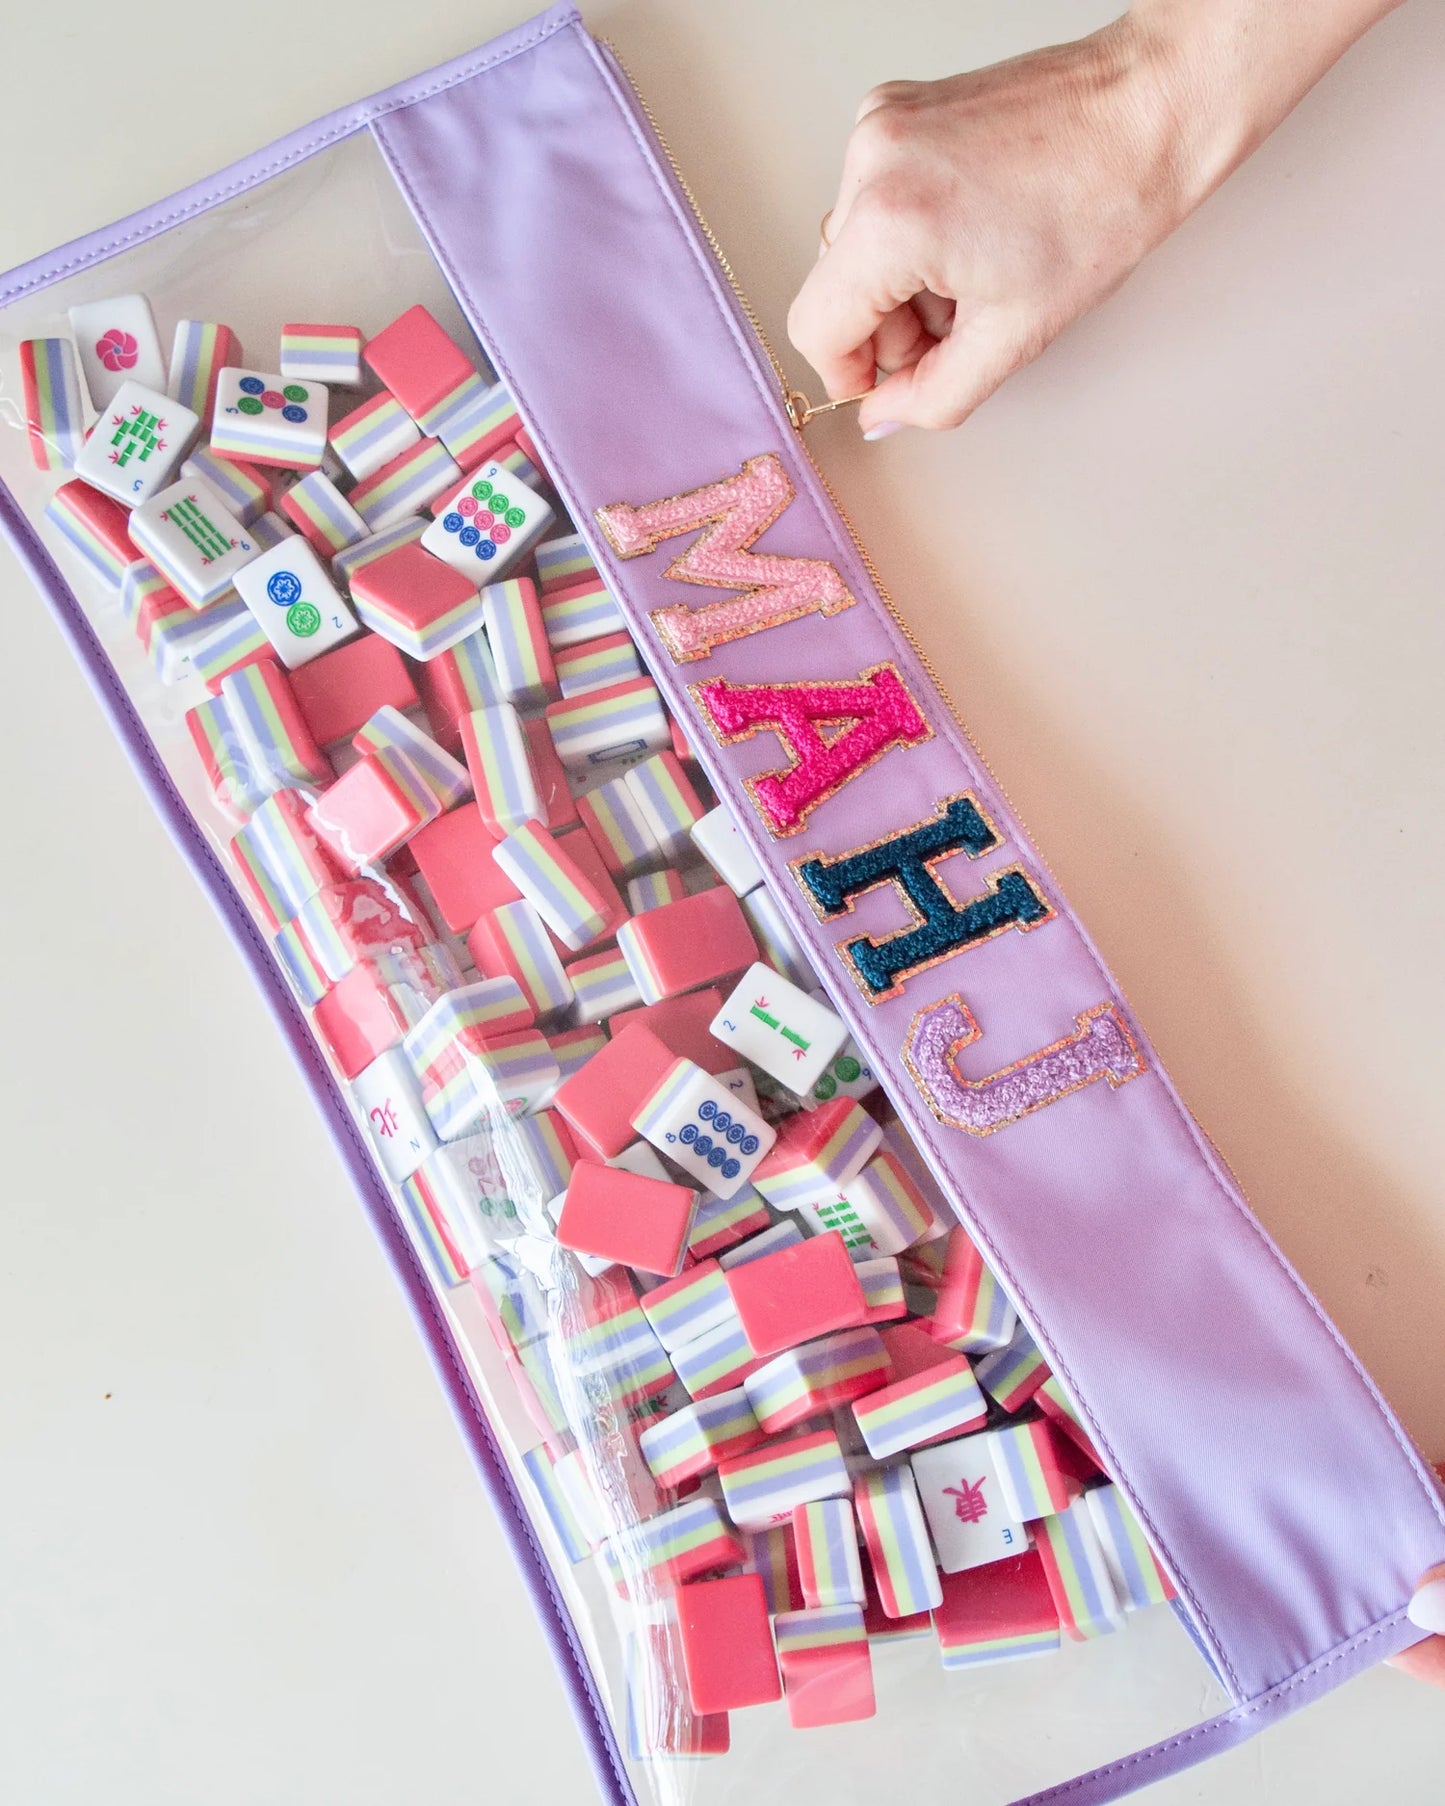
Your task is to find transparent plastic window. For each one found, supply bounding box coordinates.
[0,132,1231,1805]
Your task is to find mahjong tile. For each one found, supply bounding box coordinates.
[212,367,328,469]
[68,293,166,408]
[420,460,553,581]
[127,476,261,608]
[72,380,198,506]
[233,537,359,668]
[910,1435,1029,1574]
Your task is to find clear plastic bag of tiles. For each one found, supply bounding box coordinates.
[0,131,1221,1806]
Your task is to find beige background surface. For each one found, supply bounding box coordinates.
[1,1,1441,1799]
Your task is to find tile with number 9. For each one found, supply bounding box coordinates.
[421,459,553,582]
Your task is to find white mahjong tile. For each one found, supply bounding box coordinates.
[233,537,359,669]
[72,380,198,506]
[353,1049,438,1182]
[608,1141,675,1185]
[710,964,849,1093]
[69,293,166,408]
[633,1063,775,1200]
[420,461,554,581]
[910,1435,1028,1574]
[212,367,328,469]
[714,1067,760,1114]
[795,1192,881,1257]
[128,477,261,609]
[690,805,763,894]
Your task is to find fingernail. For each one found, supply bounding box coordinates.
[1407,1578,1445,1635]
[862,421,902,442]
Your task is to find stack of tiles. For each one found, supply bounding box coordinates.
[27,285,1179,1771]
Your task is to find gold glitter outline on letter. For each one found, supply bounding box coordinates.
[688,660,935,843]
[593,452,856,664]
[786,791,1056,1003]
[902,995,1146,1135]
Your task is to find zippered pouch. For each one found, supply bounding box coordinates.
[2,8,1441,1802]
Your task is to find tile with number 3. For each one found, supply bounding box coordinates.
[910,1434,1028,1574]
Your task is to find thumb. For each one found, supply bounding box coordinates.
[858,307,1035,436]
[1389,1560,1445,1688]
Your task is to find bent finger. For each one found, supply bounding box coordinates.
[789,212,925,399]
[858,309,1032,435]
[872,302,934,377]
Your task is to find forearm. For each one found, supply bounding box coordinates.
[1127,0,1408,217]
[788,0,1408,430]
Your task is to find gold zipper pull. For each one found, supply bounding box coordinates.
[786,389,872,432]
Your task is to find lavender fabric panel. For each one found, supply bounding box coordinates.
[372,15,1445,1708]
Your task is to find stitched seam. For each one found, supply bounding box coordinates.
[0,479,634,1805]
[1018,1614,1404,1803]
[0,11,574,306]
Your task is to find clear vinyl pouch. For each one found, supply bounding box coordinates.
[1,10,1441,1806]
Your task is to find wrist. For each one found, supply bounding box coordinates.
[1052,15,1224,257]
[1121,0,1406,216]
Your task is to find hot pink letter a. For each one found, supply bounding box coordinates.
[693,663,931,838]
[594,452,854,663]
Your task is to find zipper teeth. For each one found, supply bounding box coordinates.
[598,38,1268,1216]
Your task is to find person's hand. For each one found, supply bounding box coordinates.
[789,0,1405,438]
[789,23,1188,437]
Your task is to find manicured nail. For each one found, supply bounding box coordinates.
[1407,1578,1445,1636]
[862,421,902,442]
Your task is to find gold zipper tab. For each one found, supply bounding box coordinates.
[786,389,872,431]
